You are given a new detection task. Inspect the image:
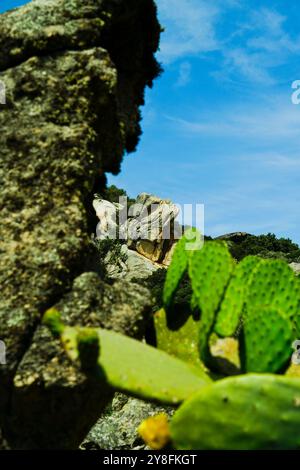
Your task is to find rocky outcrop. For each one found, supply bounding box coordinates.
[93,193,182,280]
[0,0,160,449]
[105,245,160,281]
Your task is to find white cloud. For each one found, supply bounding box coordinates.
[166,97,300,141]
[156,0,220,64]
[155,2,300,84]
[175,61,192,87]
[240,152,300,170]
[221,48,276,84]
[205,177,300,238]
[223,7,300,81]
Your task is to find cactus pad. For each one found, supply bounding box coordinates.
[154,308,204,371]
[241,306,293,373]
[163,228,201,310]
[171,374,300,449]
[188,241,234,364]
[245,259,300,336]
[77,328,100,372]
[43,307,65,337]
[214,256,263,338]
[57,324,211,405]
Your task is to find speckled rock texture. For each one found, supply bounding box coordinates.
[94,193,182,266]
[0,0,160,449]
[80,393,174,450]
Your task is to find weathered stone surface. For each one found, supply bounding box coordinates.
[105,245,160,280]
[8,273,152,449]
[94,193,181,265]
[0,0,160,449]
[80,393,174,450]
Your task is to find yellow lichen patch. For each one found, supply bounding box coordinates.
[138,414,170,450]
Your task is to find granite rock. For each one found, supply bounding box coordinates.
[0,0,160,449]
[80,393,174,450]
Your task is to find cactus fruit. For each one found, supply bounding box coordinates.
[138,413,170,450]
[241,306,293,373]
[214,256,263,338]
[154,308,204,371]
[163,228,200,310]
[44,312,211,405]
[170,374,300,450]
[245,259,300,336]
[188,241,234,365]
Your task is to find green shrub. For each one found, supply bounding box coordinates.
[226,232,300,262]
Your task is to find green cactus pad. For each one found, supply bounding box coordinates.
[188,241,234,364]
[42,308,65,337]
[154,308,205,371]
[190,292,198,312]
[163,228,201,310]
[59,326,211,405]
[171,374,300,450]
[245,259,300,335]
[77,328,100,372]
[214,256,263,338]
[241,306,293,373]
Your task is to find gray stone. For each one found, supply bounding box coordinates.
[105,245,160,281]
[93,193,181,265]
[8,273,153,449]
[0,0,160,449]
[80,393,174,450]
[290,263,300,275]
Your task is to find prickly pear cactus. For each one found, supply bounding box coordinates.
[245,259,300,335]
[214,256,263,338]
[44,310,211,405]
[43,307,65,337]
[241,306,293,373]
[171,374,300,450]
[190,292,198,312]
[188,241,234,365]
[163,228,201,310]
[76,327,101,372]
[154,308,204,371]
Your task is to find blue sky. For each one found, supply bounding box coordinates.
[2,1,300,243]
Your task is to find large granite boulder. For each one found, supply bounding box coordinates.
[0,0,160,449]
[93,193,182,268]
